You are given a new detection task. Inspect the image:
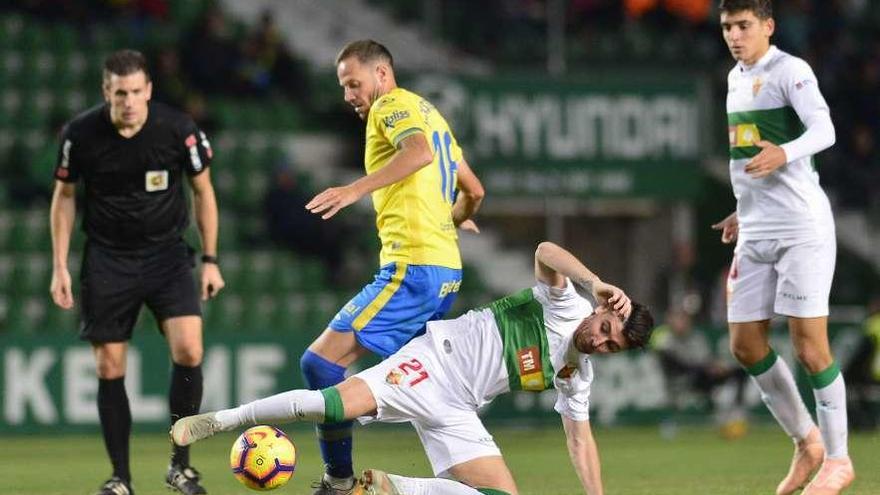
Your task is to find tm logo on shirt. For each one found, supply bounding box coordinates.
[517,346,546,391]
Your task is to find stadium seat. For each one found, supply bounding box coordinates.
[0,254,13,293]
[241,293,278,332]
[10,208,50,252]
[237,250,275,292]
[43,304,78,333]
[12,253,51,296]
[272,292,309,330]
[5,296,46,333]
[204,293,244,332]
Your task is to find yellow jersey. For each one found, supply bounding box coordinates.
[364,87,463,269]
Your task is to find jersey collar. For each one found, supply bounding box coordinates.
[737,45,778,73]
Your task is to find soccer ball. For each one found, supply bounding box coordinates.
[229,425,297,491]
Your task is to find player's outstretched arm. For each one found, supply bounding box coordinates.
[306,133,433,220]
[534,242,631,318]
[189,170,225,300]
[452,157,484,230]
[49,180,76,309]
[562,416,604,495]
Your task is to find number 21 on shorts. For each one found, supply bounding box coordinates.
[395,358,429,387]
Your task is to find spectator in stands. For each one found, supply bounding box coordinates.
[264,163,348,285]
[652,241,707,319]
[651,306,748,436]
[151,47,188,110]
[844,294,880,431]
[239,10,310,105]
[180,6,240,95]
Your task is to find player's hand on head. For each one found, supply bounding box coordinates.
[744,140,787,179]
[201,264,225,300]
[458,219,480,233]
[593,281,631,319]
[305,185,362,220]
[50,268,74,309]
[711,212,739,244]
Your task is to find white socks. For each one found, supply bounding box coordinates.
[749,352,815,441]
[215,389,326,430]
[386,474,483,495]
[811,365,849,458]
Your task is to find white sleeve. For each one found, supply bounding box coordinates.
[553,357,592,421]
[779,58,835,163]
[534,279,594,314]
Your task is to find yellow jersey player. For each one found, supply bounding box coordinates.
[303,39,484,495]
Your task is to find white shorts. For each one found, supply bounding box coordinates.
[354,334,501,475]
[727,236,836,322]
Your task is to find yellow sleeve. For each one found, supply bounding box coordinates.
[373,96,425,148]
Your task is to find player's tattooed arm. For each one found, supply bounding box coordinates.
[535,242,631,317]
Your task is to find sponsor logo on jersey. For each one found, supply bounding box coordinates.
[729,123,761,147]
[782,292,807,301]
[556,364,577,379]
[199,131,213,159]
[418,99,434,120]
[343,302,360,315]
[517,346,545,391]
[385,369,404,385]
[794,79,813,91]
[752,77,763,97]
[60,139,72,168]
[382,110,410,129]
[145,170,169,192]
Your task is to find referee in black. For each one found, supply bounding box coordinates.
[49,49,224,495]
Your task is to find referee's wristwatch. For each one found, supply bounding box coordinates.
[201,254,219,265]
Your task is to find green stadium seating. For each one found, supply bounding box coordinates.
[43,304,78,333]
[5,295,47,333]
[273,293,310,330]
[0,254,13,293]
[12,253,51,295]
[241,293,278,331]
[204,293,244,332]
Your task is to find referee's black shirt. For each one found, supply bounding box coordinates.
[54,101,213,252]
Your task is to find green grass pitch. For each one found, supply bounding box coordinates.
[2,424,877,494]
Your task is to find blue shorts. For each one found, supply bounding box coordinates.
[329,262,463,358]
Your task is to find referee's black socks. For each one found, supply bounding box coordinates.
[98,377,132,482]
[169,363,204,467]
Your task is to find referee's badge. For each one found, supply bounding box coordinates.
[145,170,169,192]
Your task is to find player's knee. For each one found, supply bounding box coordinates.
[729,339,762,366]
[95,359,125,379]
[300,350,346,389]
[171,345,203,367]
[793,346,832,373]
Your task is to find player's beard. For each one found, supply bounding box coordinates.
[573,318,594,354]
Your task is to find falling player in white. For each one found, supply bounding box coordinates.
[172,242,655,495]
[712,1,854,494]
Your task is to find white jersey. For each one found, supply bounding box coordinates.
[424,279,595,421]
[726,45,835,240]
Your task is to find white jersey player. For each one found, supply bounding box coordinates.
[713,2,854,495]
[172,242,655,495]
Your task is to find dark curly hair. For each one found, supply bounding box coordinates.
[622,302,655,350]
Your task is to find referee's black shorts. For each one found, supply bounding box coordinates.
[79,240,202,343]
